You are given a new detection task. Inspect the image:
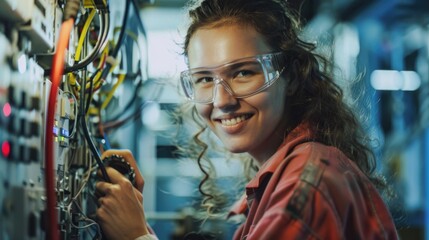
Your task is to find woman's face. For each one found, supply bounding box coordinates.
[187,24,288,163]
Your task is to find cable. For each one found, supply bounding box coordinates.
[81,116,110,182]
[104,74,142,122]
[65,11,110,73]
[45,0,80,238]
[102,31,146,123]
[75,9,97,62]
[131,0,147,36]
[80,67,110,182]
[100,0,131,80]
[85,69,99,115]
[103,100,151,131]
[100,73,126,110]
[43,11,109,76]
[112,0,130,60]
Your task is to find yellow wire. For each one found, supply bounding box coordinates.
[75,9,97,62]
[101,74,126,110]
[99,45,109,68]
[86,70,102,89]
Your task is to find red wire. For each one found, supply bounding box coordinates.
[45,18,74,240]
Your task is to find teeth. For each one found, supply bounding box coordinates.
[220,115,248,126]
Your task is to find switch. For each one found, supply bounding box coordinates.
[30,96,41,111]
[28,147,39,162]
[19,144,25,162]
[8,85,15,106]
[29,121,40,137]
[7,113,15,134]
[28,212,38,237]
[59,137,68,147]
[20,91,26,109]
[19,116,26,135]
[60,127,69,138]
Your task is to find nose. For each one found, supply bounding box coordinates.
[212,81,238,109]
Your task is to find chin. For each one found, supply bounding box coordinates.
[223,143,249,154]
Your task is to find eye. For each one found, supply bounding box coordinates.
[235,70,254,78]
[195,76,214,84]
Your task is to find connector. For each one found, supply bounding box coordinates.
[83,0,108,10]
[63,0,80,21]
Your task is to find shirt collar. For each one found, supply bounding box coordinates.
[229,122,314,216]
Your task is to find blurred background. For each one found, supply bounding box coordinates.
[0,0,428,239]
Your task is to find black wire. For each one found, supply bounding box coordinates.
[104,72,142,122]
[85,69,98,114]
[130,0,149,81]
[131,0,147,36]
[44,12,110,76]
[64,12,110,74]
[81,115,110,183]
[112,0,130,59]
[100,0,131,80]
[100,0,150,127]
[80,68,110,183]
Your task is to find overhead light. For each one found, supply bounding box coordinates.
[370,70,421,91]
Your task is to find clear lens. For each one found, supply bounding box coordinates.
[180,52,284,104]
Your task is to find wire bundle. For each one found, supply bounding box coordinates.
[45,0,150,238]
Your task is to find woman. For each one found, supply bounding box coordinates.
[96,0,398,239]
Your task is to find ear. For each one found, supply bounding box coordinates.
[286,75,299,96]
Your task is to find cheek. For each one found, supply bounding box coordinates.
[195,104,212,122]
[264,82,287,118]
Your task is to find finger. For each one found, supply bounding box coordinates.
[133,188,143,203]
[104,167,131,185]
[96,181,113,195]
[101,149,128,160]
[101,149,144,192]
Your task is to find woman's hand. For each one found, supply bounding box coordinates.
[96,150,149,240]
[101,149,145,192]
[96,167,149,240]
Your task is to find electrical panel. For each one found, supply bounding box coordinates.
[0,0,147,239]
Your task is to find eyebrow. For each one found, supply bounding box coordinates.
[191,70,215,75]
[191,60,260,74]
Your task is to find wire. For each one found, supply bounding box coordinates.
[100,73,126,110]
[70,155,93,204]
[103,100,151,131]
[131,0,147,36]
[75,9,97,62]
[98,111,111,151]
[100,0,131,80]
[85,69,98,115]
[64,11,110,73]
[45,17,75,240]
[112,0,130,59]
[102,31,145,123]
[80,68,110,182]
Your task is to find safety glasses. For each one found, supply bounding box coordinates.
[180,52,285,104]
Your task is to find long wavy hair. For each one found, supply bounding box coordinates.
[176,0,384,216]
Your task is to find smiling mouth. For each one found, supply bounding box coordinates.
[218,114,252,126]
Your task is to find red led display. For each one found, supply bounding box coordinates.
[2,103,11,117]
[1,141,10,158]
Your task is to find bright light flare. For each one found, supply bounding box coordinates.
[370,70,421,91]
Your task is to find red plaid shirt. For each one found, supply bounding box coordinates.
[229,123,398,240]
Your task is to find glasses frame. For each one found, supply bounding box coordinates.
[180,52,285,104]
